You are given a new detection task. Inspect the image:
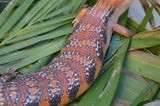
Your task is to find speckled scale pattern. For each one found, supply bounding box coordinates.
[0,13,108,106]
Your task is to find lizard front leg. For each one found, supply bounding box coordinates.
[72,8,90,27]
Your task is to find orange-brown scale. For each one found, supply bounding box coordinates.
[54,58,87,80]
[60,46,102,81]
[51,56,88,88]
[80,14,104,28]
[40,66,71,105]
[37,78,50,105]
[65,41,104,61]
[67,31,106,54]
[18,80,29,104]
[29,73,50,105]
[61,47,101,63]
[53,57,87,97]
[17,75,41,105]
[34,68,64,105]
[69,30,106,43]
[22,76,40,104]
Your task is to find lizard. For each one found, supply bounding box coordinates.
[0,0,135,105]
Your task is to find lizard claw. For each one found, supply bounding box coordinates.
[0,68,18,83]
[72,18,80,28]
[6,67,18,77]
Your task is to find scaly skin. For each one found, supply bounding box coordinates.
[0,0,134,105]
